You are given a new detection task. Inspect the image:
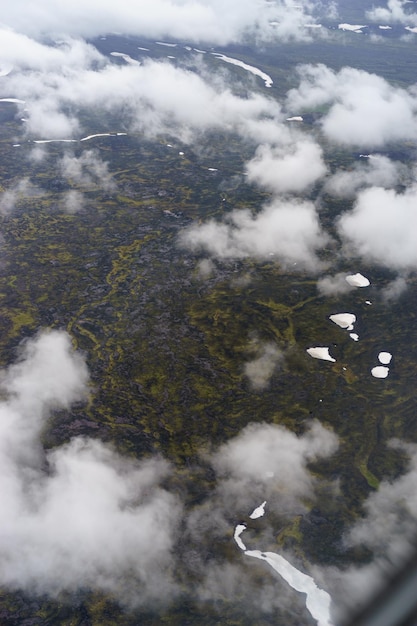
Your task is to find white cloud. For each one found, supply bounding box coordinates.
[0,0,317,45]
[338,184,417,269]
[0,28,102,72]
[346,441,417,560]
[62,189,84,213]
[60,150,115,192]
[212,420,338,513]
[4,51,283,140]
[180,198,330,271]
[0,178,43,214]
[244,340,284,390]
[366,0,417,25]
[324,155,407,198]
[322,439,417,621]
[316,272,354,296]
[0,330,182,605]
[246,139,327,194]
[381,275,408,302]
[287,64,417,147]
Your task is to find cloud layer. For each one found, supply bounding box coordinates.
[0,331,182,606]
[0,0,317,45]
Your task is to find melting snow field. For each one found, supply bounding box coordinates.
[371,366,389,379]
[110,52,140,65]
[249,501,266,519]
[338,23,366,32]
[245,551,334,626]
[233,504,334,626]
[33,133,127,145]
[155,41,177,47]
[378,352,392,365]
[307,347,336,363]
[346,273,370,287]
[211,53,273,87]
[233,524,247,551]
[0,98,25,104]
[329,313,356,331]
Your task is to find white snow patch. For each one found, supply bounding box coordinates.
[338,23,366,32]
[80,133,112,141]
[378,352,392,365]
[110,52,140,65]
[371,366,389,378]
[349,333,359,342]
[137,47,150,51]
[249,501,267,520]
[286,116,303,121]
[234,524,247,551]
[306,347,336,363]
[245,550,334,626]
[405,26,417,33]
[346,273,370,287]
[155,41,177,47]
[329,313,356,330]
[365,300,372,305]
[207,167,218,171]
[33,138,78,144]
[379,25,392,29]
[211,52,273,88]
[0,98,25,104]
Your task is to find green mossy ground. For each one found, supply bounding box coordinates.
[0,33,416,624]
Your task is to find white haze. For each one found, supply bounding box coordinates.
[0,330,182,606]
[0,178,43,214]
[381,276,408,302]
[320,439,417,623]
[62,189,85,214]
